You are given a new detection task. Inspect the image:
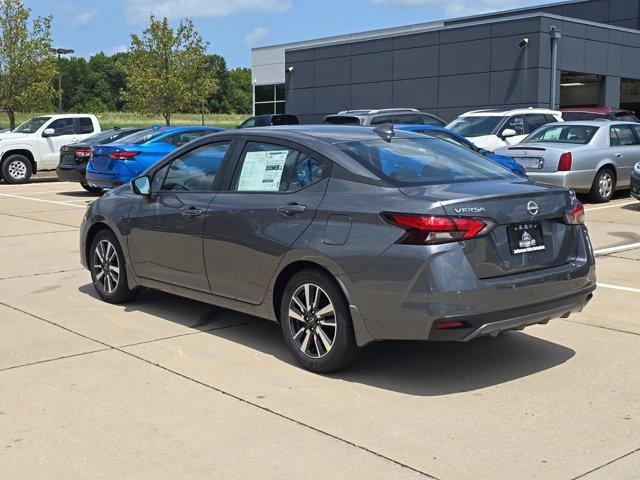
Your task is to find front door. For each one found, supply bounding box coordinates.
[127,141,232,292]
[204,140,330,304]
[40,117,80,168]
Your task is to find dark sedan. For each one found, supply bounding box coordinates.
[56,127,145,192]
[80,125,596,372]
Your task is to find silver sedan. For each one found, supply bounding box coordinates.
[495,121,640,202]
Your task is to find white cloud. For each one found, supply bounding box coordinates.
[125,0,292,22]
[70,9,98,27]
[373,0,538,17]
[243,27,269,47]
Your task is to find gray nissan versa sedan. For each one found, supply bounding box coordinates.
[80,125,596,372]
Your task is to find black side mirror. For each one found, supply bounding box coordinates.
[132,176,151,195]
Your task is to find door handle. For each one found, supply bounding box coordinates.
[277,203,306,216]
[181,207,203,218]
[615,153,623,157]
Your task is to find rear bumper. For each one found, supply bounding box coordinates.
[631,171,640,200]
[428,287,594,341]
[85,171,127,189]
[526,170,596,192]
[56,164,86,183]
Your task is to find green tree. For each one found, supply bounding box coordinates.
[120,16,217,126]
[0,0,56,129]
[225,67,252,114]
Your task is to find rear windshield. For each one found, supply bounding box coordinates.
[83,128,143,146]
[324,116,361,125]
[614,112,639,122]
[272,115,299,125]
[116,128,165,144]
[522,124,599,144]
[561,112,601,121]
[447,116,502,137]
[336,137,517,186]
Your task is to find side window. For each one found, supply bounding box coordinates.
[287,154,328,191]
[544,114,560,124]
[240,117,255,128]
[78,117,94,134]
[232,142,299,192]
[164,131,208,147]
[419,114,442,126]
[392,114,421,125]
[525,114,548,133]
[370,115,394,125]
[502,116,526,136]
[610,125,637,146]
[630,124,640,140]
[48,118,75,136]
[161,141,231,192]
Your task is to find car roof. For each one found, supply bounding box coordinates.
[561,107,632,114]
[151,125,224,133]
[335,108,420,116]
[544,120,637,126]
[222,124,425,144]
[461,108,561,117]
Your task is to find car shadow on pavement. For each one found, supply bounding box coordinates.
[56,190,101,197]
[79,285,576,396]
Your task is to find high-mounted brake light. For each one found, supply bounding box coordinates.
[563,202,585,225]
[558,152,572,171]
[383,213,495,245]
[109,151,140,160]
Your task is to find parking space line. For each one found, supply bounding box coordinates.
[0,193,87,208]
[585,200,637,212]
[596,282,640,293]
[594,242,640,255]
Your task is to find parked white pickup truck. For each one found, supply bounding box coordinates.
[0,114,101,183]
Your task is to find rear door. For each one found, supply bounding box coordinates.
[499,115,528,145]
[610,124,640,185]
[204,140,330,304]
[127,140,232,292]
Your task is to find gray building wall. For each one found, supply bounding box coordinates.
[284,13,640,123]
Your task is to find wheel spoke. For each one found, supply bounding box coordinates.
[313,334,321,356]
[300,330,311,354]
[292,295,306,313]
[316,326,333,352]
[319,319,336,327]
[95,246,104,263]
[104,273,112,293]
[95,270,104,281]
[109,265,119,275]
[312,286,320,309]
[289,308,304,322]
[293,326,305,340]
[316,303,334,318]
[304,284,311,310]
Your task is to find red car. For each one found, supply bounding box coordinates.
[561,107,639,122]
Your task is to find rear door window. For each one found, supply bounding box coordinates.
[502,115,526,135]
[77,117,95,134]
[392,114,421,125]
[525,114,548,133]
[232,142,299,192]
[370,115,394,125]
[610,125,638,146]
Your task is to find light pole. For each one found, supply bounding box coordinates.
[51,48,75,112]
[549,27,561,110]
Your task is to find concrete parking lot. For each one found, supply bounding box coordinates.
[1,180,639,480]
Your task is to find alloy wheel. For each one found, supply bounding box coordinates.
[288,283,337,358]
[8,160,27,180]
[93,239,120,294]
[598,171,613,199]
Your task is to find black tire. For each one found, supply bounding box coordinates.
[89,229,140,304]
[1,154,32,184]
[81,183,103,194]
[279,269,359,373]
[588,168,615,203]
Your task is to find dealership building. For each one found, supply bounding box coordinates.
[251,0,640,123]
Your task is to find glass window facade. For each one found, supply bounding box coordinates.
[254,83,285,115]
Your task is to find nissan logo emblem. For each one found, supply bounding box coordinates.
[527,201,539,216]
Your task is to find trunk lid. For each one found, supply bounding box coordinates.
[400,180,578,279]
[502,143,578,172]
[89,145,126,172]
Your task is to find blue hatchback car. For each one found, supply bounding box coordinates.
[86,125,225,189]
[395,124,526,176]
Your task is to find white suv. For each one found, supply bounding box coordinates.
[0,114,101,183]
[446,108,563,151]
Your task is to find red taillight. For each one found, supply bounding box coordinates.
[109,151,140,160]
[558,152,572,171]
[75,147,92,158]
[384,213,495,245]
[564,202,585,225]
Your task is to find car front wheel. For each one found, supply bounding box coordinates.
[280,269,359,373]
[89,229,139,303]
[1,154,32,184]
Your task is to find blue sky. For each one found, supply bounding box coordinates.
[28,0,559,68]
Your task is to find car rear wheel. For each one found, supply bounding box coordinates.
[89,229,140,303]
[81,183,103,194]
[280,269,359,372]
[1,154,32,184]
[589,168,615,203]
